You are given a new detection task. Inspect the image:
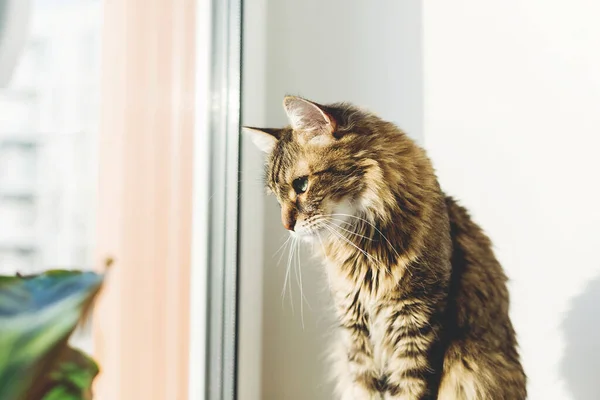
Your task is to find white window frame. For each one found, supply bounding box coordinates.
[190,0,242,398]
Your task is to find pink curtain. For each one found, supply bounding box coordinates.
[93,0,196,398]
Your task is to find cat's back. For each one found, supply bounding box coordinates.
[444,196,514,342]
[437,196,526,399]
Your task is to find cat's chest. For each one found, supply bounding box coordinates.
[365,300,395,372]
[324,253,405,370]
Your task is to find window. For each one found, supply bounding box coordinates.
[0,0,101,275]
[0,0,102,354]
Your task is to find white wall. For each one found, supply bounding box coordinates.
[241,1,423,399]
[242,1,600,399]
[423,1,600,399]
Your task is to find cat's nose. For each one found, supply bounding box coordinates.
[283,218,295,231]
[281,205,297,231]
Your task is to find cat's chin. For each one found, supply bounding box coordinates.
[289,226,326,243]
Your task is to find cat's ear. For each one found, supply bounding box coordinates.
[242,126,282,153]
[283,96,337,140]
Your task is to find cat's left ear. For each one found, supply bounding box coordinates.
[242,126,282,153]
[283,96,337,143]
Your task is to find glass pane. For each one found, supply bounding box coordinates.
[0,0,102,352]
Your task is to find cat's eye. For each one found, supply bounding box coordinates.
[292,176,309,194]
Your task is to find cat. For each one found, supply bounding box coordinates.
[245,96,527,399]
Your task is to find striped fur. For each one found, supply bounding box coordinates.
[246,96,526,399]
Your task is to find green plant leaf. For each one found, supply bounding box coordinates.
[41,346,99,400]
[0,270,104,400]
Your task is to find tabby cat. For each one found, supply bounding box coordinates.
[245,96,526,399]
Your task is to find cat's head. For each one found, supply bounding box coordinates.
[245,96,405,241]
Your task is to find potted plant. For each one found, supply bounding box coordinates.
[0,260,110,399]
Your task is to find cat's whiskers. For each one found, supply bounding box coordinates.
[314,214,415,281]
[329,213,401,259]
[282,236,296,312]
[333,213,417,280]
[326,218,374,241]
[274,235,293,255]
[295,237,308,329]
[274,235,293,265]
[279,234,311,327]
[316,230,326,257]
[321,223,384,269]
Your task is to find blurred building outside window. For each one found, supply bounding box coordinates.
[0,0,102,352]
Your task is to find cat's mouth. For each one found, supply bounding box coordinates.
[292,217,329,242]
[293,214,354,243]
[292,199,358,241]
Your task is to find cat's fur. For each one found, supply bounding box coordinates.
[245,96,526,399]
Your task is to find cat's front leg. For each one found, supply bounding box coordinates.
[381,301,439,400]
[331,329,382,400]
[332,291,381,399]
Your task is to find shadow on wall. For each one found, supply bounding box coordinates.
[561,275,600,399]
